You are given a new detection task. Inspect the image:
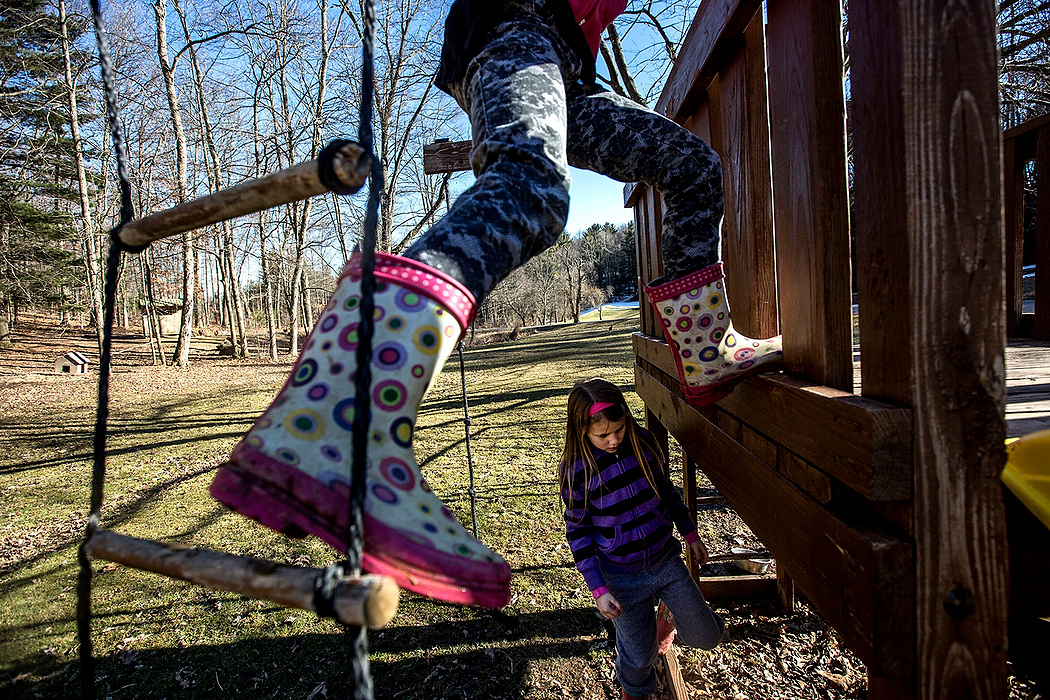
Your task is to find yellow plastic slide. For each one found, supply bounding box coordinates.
[1002,429,1050,531]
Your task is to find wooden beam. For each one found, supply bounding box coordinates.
[697,574,777,604]
[1003,111,1050,143]
[422,139,472,174]
[118,141,370,249]
[636,364,914,674]
[765,0,854,391]
[707,12,779,340]
[655,0,763,121]
[634,333,912,500]
[660,645,689,700]
[85,530,400,629]
[778,449,834,504]
[894,0,1010,694]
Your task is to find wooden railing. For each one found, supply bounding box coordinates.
[630,0,1007,698]
[1004,112,1049,339]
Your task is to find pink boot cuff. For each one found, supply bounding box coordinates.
[344,253,477,329]
[645,262,724,302]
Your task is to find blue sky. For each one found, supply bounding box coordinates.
[565,166,635,234]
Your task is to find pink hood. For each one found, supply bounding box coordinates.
[567,0,627,58]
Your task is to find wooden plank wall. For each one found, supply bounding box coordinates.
[1003,113,1050,339]
[631,0,1009,697]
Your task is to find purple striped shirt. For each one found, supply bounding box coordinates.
[561,430,697,594]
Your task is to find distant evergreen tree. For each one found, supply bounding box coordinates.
[0,0,91,322]
[583,221,637,300]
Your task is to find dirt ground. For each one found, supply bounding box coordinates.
[0,314,1044,700]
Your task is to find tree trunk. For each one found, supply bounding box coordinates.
[59,0,103,357]
[301,272,314,331]
[289,260,303,356]
[250,76,279,360]
[154,0,194,367]
[174,0,249,356]
[260,210,278,360]
[333,192,349,263]
[142,251,167,365]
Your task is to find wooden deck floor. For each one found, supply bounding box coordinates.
[852,339,1050,438]
[1005,339,1050,438]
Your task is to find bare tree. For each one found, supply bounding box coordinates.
[172,0,251,356]
[999,0,1050,125]
[339,0,458,253]
[597,0,704,105]
[153,0,195,366]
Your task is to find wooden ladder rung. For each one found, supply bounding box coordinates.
[705,550,772,563]
[118,140,370,249]
[84,529,399,629]
[660,644,690,700]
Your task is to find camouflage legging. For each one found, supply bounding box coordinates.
[406,7,724,303]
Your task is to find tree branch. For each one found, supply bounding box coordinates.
[392,171,450,255]
[606,23,646,106]
[597,39,628,99]
[173,23,263,63]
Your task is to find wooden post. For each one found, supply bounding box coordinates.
[659,646,689,700]
[706,13,778,340]
[683,454,700,581]
[897,0,1009,697]
[85,530,400,629]
[1036,126,1050,339]
[646,406,669,463]
[850,0,913,404]
[1002,137,1025,338]
[634,186,665,337]
[776,565,796,612]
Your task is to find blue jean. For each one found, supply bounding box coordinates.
[603,550,724,697]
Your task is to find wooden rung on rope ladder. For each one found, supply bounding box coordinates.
[85,531,399,629]
[116,139,371,249]
[87,0,385,694]
[83,137,398,630]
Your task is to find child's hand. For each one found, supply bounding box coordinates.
[690,538,710,567]
[596,592,623,619]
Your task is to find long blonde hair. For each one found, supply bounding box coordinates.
[557,378,665,502]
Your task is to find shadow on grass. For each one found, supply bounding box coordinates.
[2,607,609,700]
[0,401,261,477]
[0,485,229,585]
[421,385,569,418]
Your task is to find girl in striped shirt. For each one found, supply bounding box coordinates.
[559,378,724,700]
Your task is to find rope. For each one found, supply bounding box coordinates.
[79,2,138,697]
[80,0,381,697]
[457,342,479,538]
[347,0,382,695]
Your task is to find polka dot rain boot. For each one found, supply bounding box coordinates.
[645,262,782,406]
[210,253,511,608]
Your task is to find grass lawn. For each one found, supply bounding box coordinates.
[1,315,651,699]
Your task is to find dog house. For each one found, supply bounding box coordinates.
[54,351,90,374]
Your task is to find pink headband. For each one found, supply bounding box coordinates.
[589,401,615,416]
